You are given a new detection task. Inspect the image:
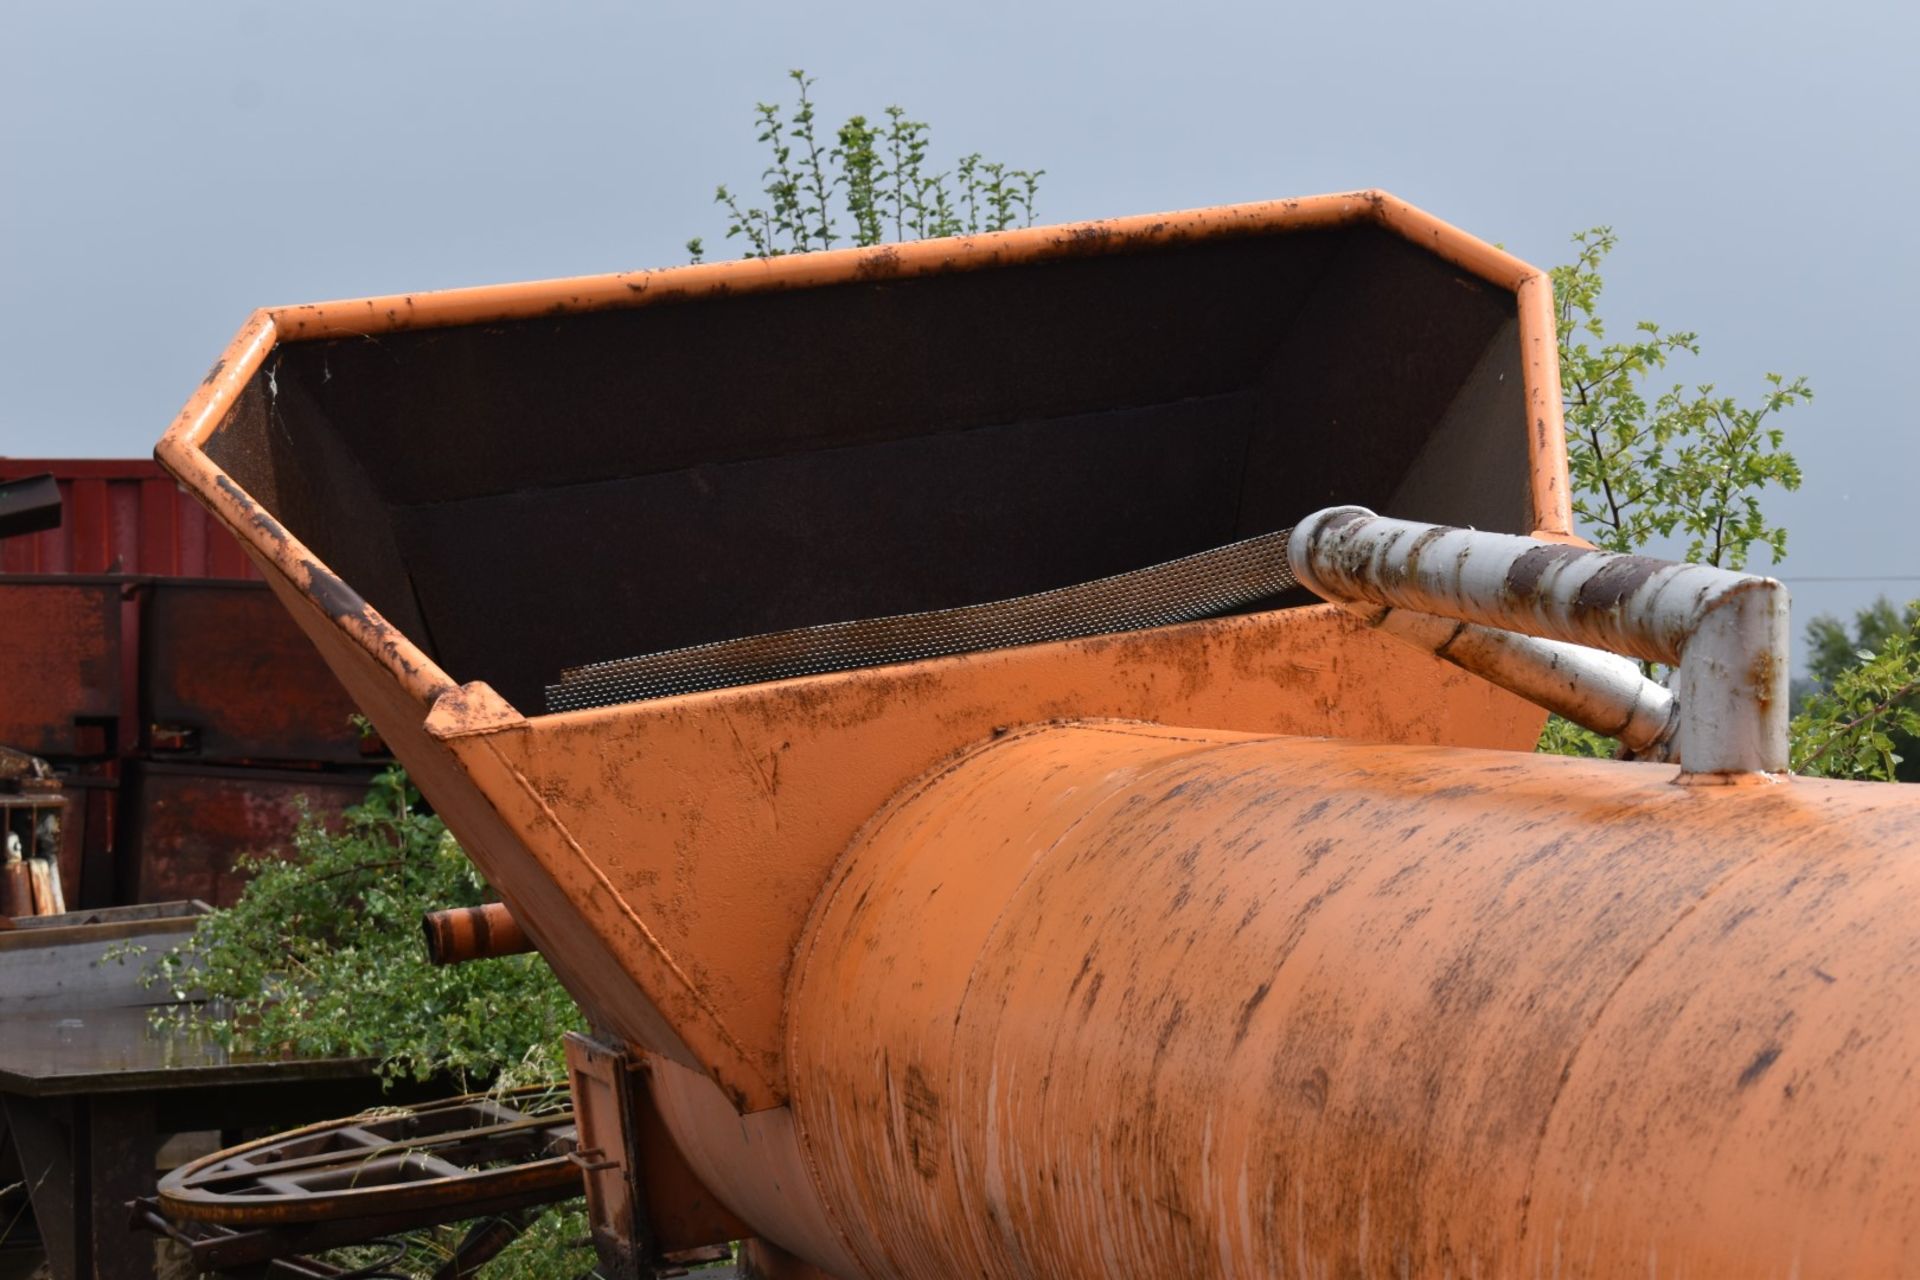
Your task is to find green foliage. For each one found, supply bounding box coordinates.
[697,70,1042,260]
[1540,228,1821,762]
[132,766,593,1278]
[142,765,582,1089]
[414,1205,602,1280]
[282,1204,600,1280]
[1554,228,1806,571]
[1805,597,1919,689]
[1535,715,1617,760]
[1792,598,1920,781]
[470,1204,600,1280]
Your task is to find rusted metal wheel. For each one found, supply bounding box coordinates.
[157,1086,579,1229]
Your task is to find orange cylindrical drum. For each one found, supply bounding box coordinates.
[780,722,1920,1278]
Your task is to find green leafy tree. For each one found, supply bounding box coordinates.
[1555,228,1806,569]
[1543,230,1920,780]
[1805,597,1918,688]
[1542,228,1832,765]
[145,765,582,1088]
[688,69,1042,262]
[1793,597,1920,780]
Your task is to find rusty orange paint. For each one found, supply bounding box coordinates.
[154,189,1564,1115]
[769,724,1920,1277]
[438,606,1543,1109]
[147,190,1920,1274]
[421,901,531,966]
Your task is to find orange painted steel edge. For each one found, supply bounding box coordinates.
[156,192,1573,706]
[155,308,456,712]
[260,191,1532,338]
[151,190,1570,1120]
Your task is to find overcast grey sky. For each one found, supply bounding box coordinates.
[3,0,1914,642]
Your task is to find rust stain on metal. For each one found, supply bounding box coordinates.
[425,682,527,737]
[1402,524,1451,575]
[139,191,1811,1273]
[1747,647,1783,708]
[1571,553,1666,613]
[296,558,371,624]
[900,1064,943,1181]
[212,475,292,551]
[785,726,1920,1277]
[852,245,902,280]
[1502,541,1585,602]
[422,901,533,965]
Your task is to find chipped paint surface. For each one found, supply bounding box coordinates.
[149,188,1568,1113]
[139,191,1633,1268]
[456,605,1543,1111]
[1292,509,1790,776]
[784,726,1920,1277]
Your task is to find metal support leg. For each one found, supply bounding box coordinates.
[5,1092,157,1280]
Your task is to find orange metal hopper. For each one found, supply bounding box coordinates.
[156,191,1920,1277]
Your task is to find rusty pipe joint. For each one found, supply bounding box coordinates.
[1289,507,1788,779]
[421,902,534,966]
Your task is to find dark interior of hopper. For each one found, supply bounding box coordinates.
[205,223,1530,714]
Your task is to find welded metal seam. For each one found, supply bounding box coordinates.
[473,734,775,1101]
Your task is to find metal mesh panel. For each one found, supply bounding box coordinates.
[545,529,1297,712]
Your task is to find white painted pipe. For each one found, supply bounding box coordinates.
[1345,603,1679,761]
[1290,507,1788,779]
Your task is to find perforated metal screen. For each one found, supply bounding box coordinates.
[546,529,1298,711]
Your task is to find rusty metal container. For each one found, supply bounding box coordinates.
[156,191,1920,1276]
[0,460,378,907]
[0,459,259,579]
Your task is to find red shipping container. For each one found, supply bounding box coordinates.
[0,458,258,579]
[1,458,377,907]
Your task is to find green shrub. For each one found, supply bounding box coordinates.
[131,765,596,1278]
[144,764,582,1089]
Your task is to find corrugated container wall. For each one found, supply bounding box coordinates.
[0,457,371,908]
[0,459,259,579]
